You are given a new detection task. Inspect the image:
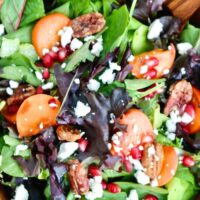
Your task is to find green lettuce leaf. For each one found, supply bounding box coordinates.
[19,43,38,62]
[20,0,45,27]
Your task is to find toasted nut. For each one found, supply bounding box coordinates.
[67,159,89,195]
[72,13,106,38]
[141,143,164,179]
[7,85,36,106]
[56,125,81,142]
[164,80,193,115]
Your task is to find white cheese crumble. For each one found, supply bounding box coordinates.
[140,65,148,74]
[109,61,121,71]
[127,55,135,62]
[177,42,192,55]
[181,67,186,75]
[74,78,80,84]
[147,19,163,40]
[166,119,176,133]
[61,63,66,69]
[126,190,139,200]
[6,87,14,96]
[0,24,5,36]
[99,68,116,84]
[42,48,49,56]
[9,80,19,89]
[70,38,83,51]
[42,82,54,90]
[35,71,43,81]
[150,179,158,187]
[84,35,95,42]
[85,176,103,200]
[87,79,100,92]
[91,42,103,57]
[128,156,144,171]
[181,112,193,124]
[74,101,91,117]
[52,46,59,52]
[14,144,28,156]
[134,170,150,185]
[13,184,29,200]
[57,142,79,161]
[60,26,74,48]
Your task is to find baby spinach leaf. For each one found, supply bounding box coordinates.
[103,169,129,179]
[97,191,127,200]
[20,0,45,27]
[0,65,41,86]
[116,181,168,200]
[180,24,200,54]
[0,146,25,177]
[3,135,21,147]
[1,0,27,32]
[103,5,130,55]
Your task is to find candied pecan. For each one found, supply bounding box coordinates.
[6,85,36,106]
[56,125,81,142]
[141,143,164,179]
[72,13,106,38]
[67,159,89,195]
[164,80,193,116]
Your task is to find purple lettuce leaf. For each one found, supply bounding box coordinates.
[57,88,130,158]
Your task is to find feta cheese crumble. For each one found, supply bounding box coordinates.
[177,42,192,55]
[9,80,19,89]
[13,184,29,200]
[134,170,150,185]
[57,142,79,161]
[147,19,163,40]
[6,87,14,96]
[74,101,91,117]
[87,79,100,92]
[0,24,5,36]
[126,190,139,200]
[70,38,83,51]
[42,82,54,90]
[99,68,116,84]
[91,42,103,57]
[14,144,28,156]
[60,26,74,48]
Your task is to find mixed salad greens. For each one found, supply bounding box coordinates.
[0,0,200,199]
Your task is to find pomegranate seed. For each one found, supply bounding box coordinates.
[145,91,157,99]
[182,155,195,167]
[42,69,50,80]
[35,61,43,67]
[102,180,107,189]
[123,159,133,172]
[145,57,159,69]
[78,138,88,152]
[142,135,154,144]
[144,69,157,79]
[49,50,58,61]
[43,54,54,68]
[130,147,142,160]
[88,165,102,176]
[7,104,20,114]
[107,183,121,193]
[57,48,67,63]
[144,194,158,200]
[36,86,43,94]
[66,45,73,55]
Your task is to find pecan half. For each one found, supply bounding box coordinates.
[56,125,81,142]
[72,13,106,38]
[67,159,89,195]
[141,143,164,179]
[164,80,193,116]
[7,85,36,106]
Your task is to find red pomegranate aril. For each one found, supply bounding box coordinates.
[144,194,158,200]
[78,138,88,152]
[182,155,195,167]
[184,103,195,119]
[145,57,159,69]
[107,183,121,193]
[57,48,67,63]
[49,50,58,61]
[35,61,43,67]
[130,147,142,160]
[144,69,157,79]
[7,104,20,114]
[123,159,133,172]
[42,69,50,80]
[36,86,43,94]
[145,91,157,99]
[43,54,54,68]
[66,45,73,55]
[88,165,102,176]
[102,180,107,190]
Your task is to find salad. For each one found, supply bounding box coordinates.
[0,0,200,199]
